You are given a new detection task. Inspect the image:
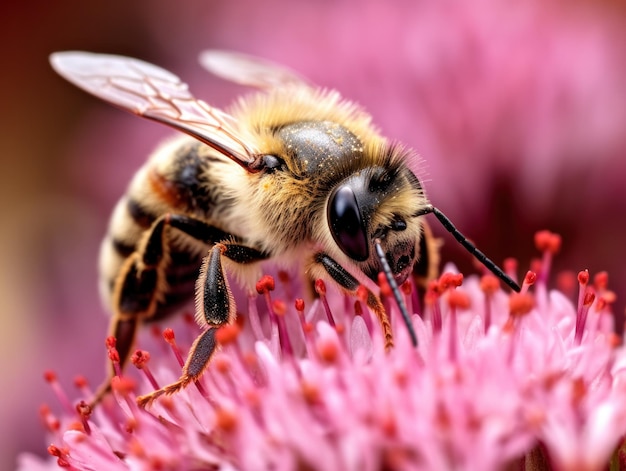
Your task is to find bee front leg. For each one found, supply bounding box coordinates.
[137,242,267,407]
[313,253,394,349]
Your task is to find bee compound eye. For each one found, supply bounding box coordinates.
[328,186,369,261]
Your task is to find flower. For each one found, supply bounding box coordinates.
[18,232,626,470]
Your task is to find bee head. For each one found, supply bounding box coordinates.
[327,166,426,286]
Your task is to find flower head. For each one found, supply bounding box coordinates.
[18,231,626,470]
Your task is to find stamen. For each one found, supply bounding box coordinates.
[259,275,293,356]
[447,290,470,361]
[575,291,595,345]
[315,279,336,327]
[44,371,74,415]
[425,280,443,334]
[105,337,123,378]
[521,271,537,295]
[131,350,160,391]
[480,275,499,333]
[503,258,518,284]
[534,230,561,284]
[39,404,60,433]
[163,328,185,368]
[556,270,577,299]
[47,444,71,468]
[272,299,294,357]
[75,400,92,435]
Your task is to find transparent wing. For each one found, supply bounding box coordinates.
[50,51,258,169]
[199,50,310,89]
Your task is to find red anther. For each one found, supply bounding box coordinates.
[295,298,305,312]
[451,273,464,287]
[524,271,537,286]
[401,280,412,295]
[108,347,120,363]
[215,324,241,345]
[105,336,116,349]
[354,300,363,316]
[534,230,562,254]
[163,328,176,344]
[256,274,275,294]
[235,313,246,329]
[301,381,321,404]
[314,279,327,296]
[439,272,463,290]
[47,444,62,457]
[594,271,609,290]
[214,356,230,374]
[509,293,535,317]
[356,285,368,302]
[556,271,577,296]
[278,270,290,284]
[76,401,92,434]
[273,299,287,316]
[583,291,596,307]
[448,290,470,310]
[608,333,621,349]
[111,376,136,396]
[377,272,392,297]
[504,257,518,274]
[131,350,151,369]
[76,400,92,419]
[596,298,607,311]
[480,275,500,295]
[578,270,590,285]
[215,407,238,432]
[48,445,70,467]
[73,376,88,389]
[317,339,339,363]
[39,404,60,432]
[125,417,138,434]
[427,279,441,295]
[602,290,617,304]
[43,370,57,383]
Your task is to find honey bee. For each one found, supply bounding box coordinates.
[50,50,520,407]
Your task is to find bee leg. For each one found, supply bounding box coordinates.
[137,240,268,407]
[314,253,394,349]
[91,216,174,406]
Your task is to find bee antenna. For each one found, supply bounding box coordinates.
[374,239,418,347]
[414,205,521,293]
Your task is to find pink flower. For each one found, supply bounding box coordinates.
[18,232,626,470]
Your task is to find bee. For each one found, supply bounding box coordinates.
[50,50,520,407]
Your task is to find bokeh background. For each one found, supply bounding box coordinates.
[3,0,626,468]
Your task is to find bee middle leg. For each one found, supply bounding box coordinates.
[314,253,394,349]
[136,239,269,407]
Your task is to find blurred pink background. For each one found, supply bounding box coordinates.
[3,0,626,468]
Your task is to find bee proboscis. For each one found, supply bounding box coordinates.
[50,50,520,407]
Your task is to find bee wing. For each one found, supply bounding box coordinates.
[199,50,310,89]
[49,51,258,169]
